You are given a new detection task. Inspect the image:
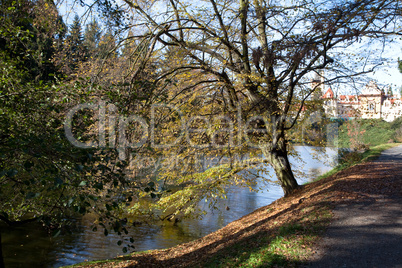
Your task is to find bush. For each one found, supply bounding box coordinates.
[337,118,399,148]
[395,126,402,143]
[337,148,362,166]
[391,116,402,130]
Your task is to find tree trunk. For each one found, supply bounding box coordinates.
[263,142,299,196]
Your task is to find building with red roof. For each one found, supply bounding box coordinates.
[320,81,402,121]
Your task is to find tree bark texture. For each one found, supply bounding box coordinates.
[262,141,299,196]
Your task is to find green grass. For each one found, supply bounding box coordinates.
[199,207,332,268]
[198,205,332,268]
[359,143,399,161]
[200,234,288,268]
[194,149,357,268]
[337,119,401,148]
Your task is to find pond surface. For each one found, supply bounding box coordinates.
[1,146,337,267]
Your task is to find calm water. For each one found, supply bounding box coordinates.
[1,146,337,267]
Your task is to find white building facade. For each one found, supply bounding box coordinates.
[320,81,402,122]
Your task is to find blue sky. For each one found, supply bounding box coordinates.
[57,0,402,94]
[369,41,402,92]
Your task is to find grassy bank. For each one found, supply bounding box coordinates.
[314,143,400,181]
[68,192,334,268]
[337,118,402,148]
[67,143,400,268]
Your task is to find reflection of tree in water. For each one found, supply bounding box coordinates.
[307,168,322,182]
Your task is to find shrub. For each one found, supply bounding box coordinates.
[395,126,402,143]
[337,148,363,166]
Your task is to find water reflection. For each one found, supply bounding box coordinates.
[2,146,337,267]
[1,222,82,267]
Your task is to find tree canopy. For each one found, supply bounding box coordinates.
[43,0,399,221]
[0,0,137,260]
[108,0,402,197]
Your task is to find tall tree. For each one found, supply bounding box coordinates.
[0,2,136,264]
[61,0,402,223]
[115,0,401,198]
[0,0,63,82]
[98,28,117,59]
[57,14,88,75]
[84,19,102,57]
[0,2,85,264]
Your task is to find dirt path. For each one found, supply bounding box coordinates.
[306,145,402,268]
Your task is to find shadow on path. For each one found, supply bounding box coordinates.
[374,145,402,162]
[304,145,402,268]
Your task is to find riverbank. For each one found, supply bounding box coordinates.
[68,143,401,267]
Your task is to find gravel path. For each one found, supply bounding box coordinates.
[306,145,402,268]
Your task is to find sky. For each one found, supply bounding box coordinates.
[57,0,402,95]
[369,41,402,92]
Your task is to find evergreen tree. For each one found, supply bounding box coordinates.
[62,14,87,73]
[0,0,63,82]
[84,19,102,58]
[98,28,117,59]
